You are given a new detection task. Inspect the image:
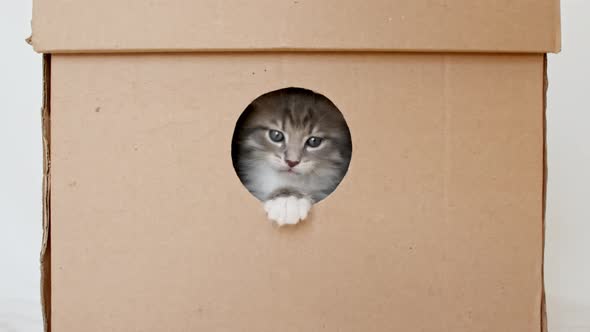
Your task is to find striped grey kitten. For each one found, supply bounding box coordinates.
[232,88,352,225]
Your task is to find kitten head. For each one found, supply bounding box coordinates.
[232,88,352,201]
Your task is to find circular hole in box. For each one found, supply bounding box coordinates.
[231,87,352,203]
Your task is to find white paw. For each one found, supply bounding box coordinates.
[263,196,312,226]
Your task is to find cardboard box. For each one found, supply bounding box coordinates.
[31,1,561,331]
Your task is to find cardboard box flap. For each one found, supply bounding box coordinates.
[32,0,561,53]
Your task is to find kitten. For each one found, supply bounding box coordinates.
[232,88,352,225]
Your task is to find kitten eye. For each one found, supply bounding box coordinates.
[268,130,284,143]
[306,136,323,148]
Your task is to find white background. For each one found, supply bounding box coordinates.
[0,1,588,331]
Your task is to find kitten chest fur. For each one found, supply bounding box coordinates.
[244,164,335,202]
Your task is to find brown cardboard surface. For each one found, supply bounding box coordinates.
[32,0,561,53]
[50,53,544,331]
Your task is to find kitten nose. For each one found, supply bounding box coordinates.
[285,160,300,168]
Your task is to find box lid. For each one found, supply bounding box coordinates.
[31,0,560,53]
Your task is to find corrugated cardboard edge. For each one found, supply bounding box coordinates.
[541,54,549,332]
[32,47,563,55]
[40,54,51,332]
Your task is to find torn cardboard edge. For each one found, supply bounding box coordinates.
[41,53,51,332]
[37,52,551,332]
[541,55,549,332]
